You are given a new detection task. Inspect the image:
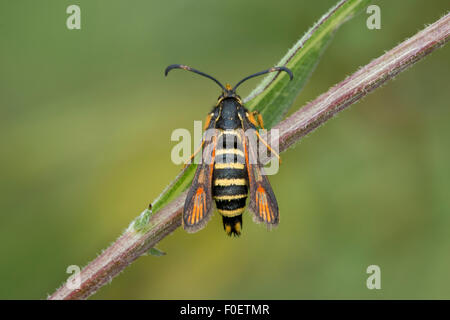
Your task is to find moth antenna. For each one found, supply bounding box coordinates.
[232,66,293,91]
[165,64,226,91]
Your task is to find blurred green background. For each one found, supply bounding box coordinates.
[1,0,449,299]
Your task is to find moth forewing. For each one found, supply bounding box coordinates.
[241,124,280,227]
[182,127,218,233]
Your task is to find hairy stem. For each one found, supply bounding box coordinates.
[276,13,450,151]
[48,13,449,300]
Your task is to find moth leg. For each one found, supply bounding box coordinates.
[246,111,260,129]
[255,130,282,164]
[182,114,213,169]
[203,113,213,130]
[183,138,205,169]
[251,110,265,129]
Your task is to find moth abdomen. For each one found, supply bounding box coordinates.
[212,130,249,232]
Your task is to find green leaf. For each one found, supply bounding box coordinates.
[245,0,371,129]
[133,0,369,232]
[147,247,166,257]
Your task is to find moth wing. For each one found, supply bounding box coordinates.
[239,127,279,227]
[182,133,217,233]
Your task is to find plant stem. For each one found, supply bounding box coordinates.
[276,13,450,151]
[48,13,450,300]
[49,193,186,300]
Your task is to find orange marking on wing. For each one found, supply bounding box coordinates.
[259,189,266,221]
[261,201,265,221]
[198,195,203,222]
[190,202,196,225]
[195,188,205,223]
[195,196,199,223]
[198,199,202,223]
[202,193,206,220]
[265,200,271,222]
[257,186,271,222]
[263,196,268,221]
[268,199,273,221]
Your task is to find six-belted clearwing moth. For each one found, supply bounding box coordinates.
[165,64,293,236]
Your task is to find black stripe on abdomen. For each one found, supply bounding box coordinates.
[213,168,246,180]
[214,153,246,165]
[213,184,248,197]
[215,197,247,211]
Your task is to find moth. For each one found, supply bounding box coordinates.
[165,64,293,236]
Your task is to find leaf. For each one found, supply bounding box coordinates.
[244,0,371,129]
[133,0,369,231]
[147,247,166,257]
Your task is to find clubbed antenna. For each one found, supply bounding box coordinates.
[165,64,226,91]
[233,66,293,91]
